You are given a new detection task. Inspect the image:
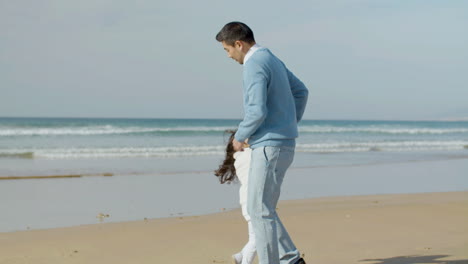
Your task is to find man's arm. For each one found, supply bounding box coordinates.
[286,67,308,122]
[235,62,268,144]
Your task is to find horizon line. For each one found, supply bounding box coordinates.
[1,115,467,122]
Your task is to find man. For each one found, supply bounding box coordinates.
[215,22,309,264]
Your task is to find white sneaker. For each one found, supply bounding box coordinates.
[231,252,242,264]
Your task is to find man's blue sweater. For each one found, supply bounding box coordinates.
[235,48,309,148]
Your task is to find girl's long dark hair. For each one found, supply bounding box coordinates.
[214,130,237,184]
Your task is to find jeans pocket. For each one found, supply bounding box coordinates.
[262,147,269,162]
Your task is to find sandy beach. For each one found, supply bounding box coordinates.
[1,191,467,264]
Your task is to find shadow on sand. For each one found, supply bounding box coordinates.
[361,255,468,264]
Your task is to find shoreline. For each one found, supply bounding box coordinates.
[1,154,467,180]
[1,157,467,233]
[0,173,114,180]
[1,191,467,264]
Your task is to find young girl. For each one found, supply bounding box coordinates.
[214,130,256,264]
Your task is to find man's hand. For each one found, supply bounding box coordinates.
[232,138,244,152]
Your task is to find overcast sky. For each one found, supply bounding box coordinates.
[1,0,467,120]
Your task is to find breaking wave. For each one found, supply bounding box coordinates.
[1,141,467,159]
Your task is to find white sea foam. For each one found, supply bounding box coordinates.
[0,126,234,136]
[296,141,468,153]
[0,146,226,159]
[1,124,467,137]
[299,126,468,134]
[1,141,467,159]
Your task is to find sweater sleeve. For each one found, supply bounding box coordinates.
[286,67,309,122]
[235,61,268,142]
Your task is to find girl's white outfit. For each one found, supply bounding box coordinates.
[232,148,256,264]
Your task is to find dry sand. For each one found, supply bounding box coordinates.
[1,191,467,264]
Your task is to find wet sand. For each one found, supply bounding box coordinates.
[1,157,468,233]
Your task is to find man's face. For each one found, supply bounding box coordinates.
[221,41,244,64]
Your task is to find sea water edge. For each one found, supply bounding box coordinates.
[1,117,468,232]
[1,117,468,177]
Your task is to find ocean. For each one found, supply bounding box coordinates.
[1,117,467,177]
[1,117,468,232]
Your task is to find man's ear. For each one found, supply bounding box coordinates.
[234,40,243,50]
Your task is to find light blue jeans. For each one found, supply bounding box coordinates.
[247,146,300,264]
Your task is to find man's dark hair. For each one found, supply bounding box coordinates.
[215,21,255,46]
